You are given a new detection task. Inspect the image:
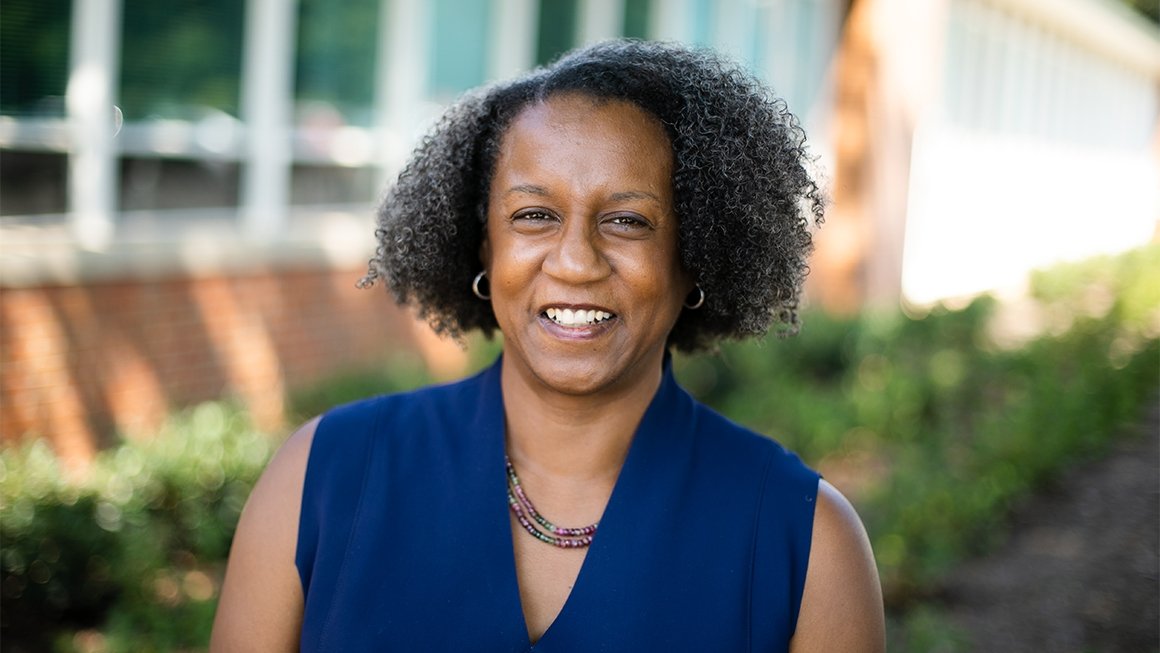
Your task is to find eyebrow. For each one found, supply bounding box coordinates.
[503,185,661,204]
[504,184,550,197]
[608,190,661,203]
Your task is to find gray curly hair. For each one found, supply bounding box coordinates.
[361,39,823,351]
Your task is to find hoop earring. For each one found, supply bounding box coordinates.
[684,285,705,310]
[472,271,491,300]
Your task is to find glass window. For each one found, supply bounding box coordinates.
[1,0,71,117]
[430,0,492,102]
[690,0,713,47]
[290,164,377,205]
[536,0,579,65]
[118,158,240,211]
[0,153,68,215]
[119,0,245,120]
[295,0,380,127]
[623,0,651,40]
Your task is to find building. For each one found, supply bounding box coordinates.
[1,0,1156,461]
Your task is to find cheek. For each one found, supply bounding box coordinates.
[618,247,685,307]
[490,238,536,276]
[485,230,542,295]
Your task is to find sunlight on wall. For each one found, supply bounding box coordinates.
[0,292,96,466]
[102,330,169,439]
[189,279,286,430]
[902,127,1159,304]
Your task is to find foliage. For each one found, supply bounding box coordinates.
[886,606,971,653]
[1118,0,1160,24]
[286,337,503,425]
[285,349,435,426]
[0,403,272,652]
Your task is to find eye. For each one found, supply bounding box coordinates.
[512,209,556,223]
[603,213,652,231]
[509,209,559,234]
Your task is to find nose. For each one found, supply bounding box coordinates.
[542,216,612,284]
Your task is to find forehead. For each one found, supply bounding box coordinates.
[505,93,669,146]
[493,94,674,187]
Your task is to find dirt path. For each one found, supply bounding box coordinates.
[937,400,1159,652]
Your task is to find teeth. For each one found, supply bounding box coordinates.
[545,307,613,327]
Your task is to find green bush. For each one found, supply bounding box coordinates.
[1,403,272,652]
[286,350,434,425]
[285,339,503,425]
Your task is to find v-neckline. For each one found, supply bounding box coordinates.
[480,354,693,650]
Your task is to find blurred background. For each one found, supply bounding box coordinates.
[1,0,1157,651]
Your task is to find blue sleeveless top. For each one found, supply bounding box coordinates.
[297,356,819,651]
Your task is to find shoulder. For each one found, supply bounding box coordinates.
[267,416,320,489]
[211,418,319,651]
[789,480,885,653]
[226,415,320,562]
[689,396,818,488]
[302,374,488,503]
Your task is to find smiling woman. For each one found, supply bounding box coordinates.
[211,40,884,652]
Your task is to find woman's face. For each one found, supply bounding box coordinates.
[482,93,691,397]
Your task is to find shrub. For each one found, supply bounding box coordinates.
[1,403,272,652]
[286,349,434,425]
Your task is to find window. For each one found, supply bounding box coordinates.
[0,0,71,117]
[0,153,67,216]
[0,0,72,217]
[120,0,245,120]
[536,0,579,65]
[623,0,651,40]
[430,0,492,101]
[296,0,381,126]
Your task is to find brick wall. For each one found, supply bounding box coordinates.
[0,265,448,466]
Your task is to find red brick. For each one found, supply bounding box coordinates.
[0,265,426,455]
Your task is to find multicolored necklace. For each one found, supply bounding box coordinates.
[505,455,598,549]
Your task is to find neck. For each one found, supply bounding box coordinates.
[500,355,665,484]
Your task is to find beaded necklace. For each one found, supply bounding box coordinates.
[505,455,598,549]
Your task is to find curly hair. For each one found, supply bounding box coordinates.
[361,39,824,351]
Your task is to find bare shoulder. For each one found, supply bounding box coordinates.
[210,417,320,652]
[789,479,885,653]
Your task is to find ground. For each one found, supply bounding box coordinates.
[935,400,1159,652]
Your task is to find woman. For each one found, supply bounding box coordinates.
[212,40,884,651]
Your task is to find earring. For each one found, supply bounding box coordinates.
[472,271,491,300]
[684,285,705,310]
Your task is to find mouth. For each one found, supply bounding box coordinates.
[542,306,617,328]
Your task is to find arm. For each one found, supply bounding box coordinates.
[789,479,886,653]
[210,417,319,652]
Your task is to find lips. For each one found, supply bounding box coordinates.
[542,306,616,328]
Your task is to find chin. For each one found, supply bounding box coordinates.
[530,360,613,396]
[525,345,667,399]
